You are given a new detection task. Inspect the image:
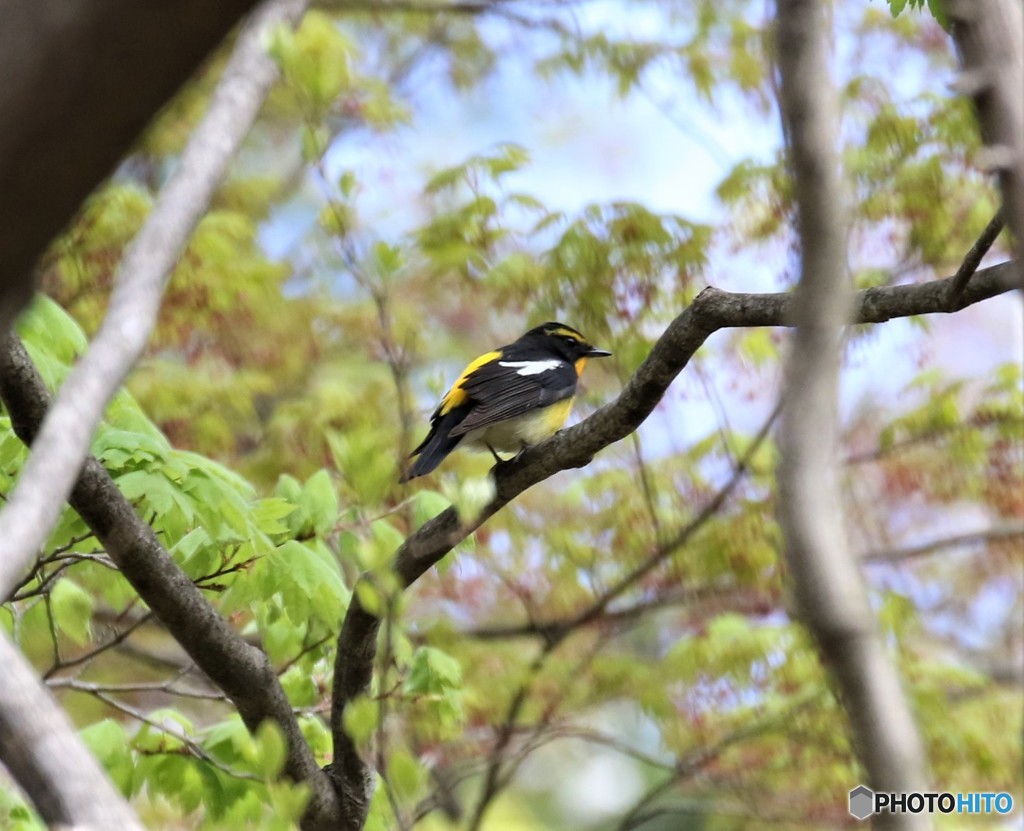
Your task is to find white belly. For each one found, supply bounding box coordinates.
[461,399,573,453]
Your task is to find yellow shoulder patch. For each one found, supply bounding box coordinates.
[439,350,502,414]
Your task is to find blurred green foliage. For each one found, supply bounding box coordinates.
[2,1,1020,829]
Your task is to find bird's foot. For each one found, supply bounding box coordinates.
[486,443,508,465]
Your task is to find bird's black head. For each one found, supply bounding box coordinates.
[519,322,612,362]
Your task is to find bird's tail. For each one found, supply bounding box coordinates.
[399,423,463,482]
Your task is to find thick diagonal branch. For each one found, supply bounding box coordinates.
[0,334,340,829]
[0,0,309,603]
[775,0,928,826]
[330,259,1016,822]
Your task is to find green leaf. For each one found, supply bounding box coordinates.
[169,527,210,566]
[404,646,463,695]
[80,718,128,766]
[267,780,312,827]
[280,666,319,707]
[275,474,310,536]
[367,519,404,570]
[301,470,338,537]
[354,579,384,617]
[299,715,332,760]
[342,695,378,747]
[387,750,425,803]
[15,295,89,364]
[254,721,287,780]
[49,579,94,646]
[252,497,298,536]
[267,540,347,624]
[203,716,249,761]
[413,490,452,529]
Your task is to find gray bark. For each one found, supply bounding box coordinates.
[0,631,143,830]
[774,0,929,827]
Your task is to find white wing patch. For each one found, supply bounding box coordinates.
[498,359,562,376]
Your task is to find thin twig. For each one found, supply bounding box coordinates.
[89,689,262,782]
[863,522,1024,564]
[464,638,560,831]
[946,208,1005,308]
[48,677,227,702]
[571,405,778,629]
[43,612,155,680]
[615,693,822,830]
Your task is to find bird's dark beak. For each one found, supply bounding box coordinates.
[587,346,613,358]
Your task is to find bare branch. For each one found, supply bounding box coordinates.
[463,409,776,647]
[774,1,928,826]
[0,630,143,829]
[465,644,557,830]
[947,208,1006,308]
[0,0,310,602]
[949,0,1024,277]
[464,585,777,642]
[863,522,1024,564]
[48,677,227,702]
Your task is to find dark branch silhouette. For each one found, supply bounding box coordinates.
[0,0,261,333]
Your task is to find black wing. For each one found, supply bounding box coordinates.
[448,359,576,437]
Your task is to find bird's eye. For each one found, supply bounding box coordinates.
[564,336,577,344]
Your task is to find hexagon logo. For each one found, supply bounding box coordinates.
[849,785,875,820]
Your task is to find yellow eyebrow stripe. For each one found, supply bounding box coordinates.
[547,326,584,342]
[439,350,502,414]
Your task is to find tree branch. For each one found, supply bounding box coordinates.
[774,2,928,828]
[863,522,1024,564]
[948,0,1024,277]
[0,0,310,603]
[0,334,341,830]
[329,258,1016,819]
[463,585,777,642]
[947,208,1005,308]
[0,630,143,829]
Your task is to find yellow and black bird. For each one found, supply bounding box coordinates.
[400,322,612,482]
